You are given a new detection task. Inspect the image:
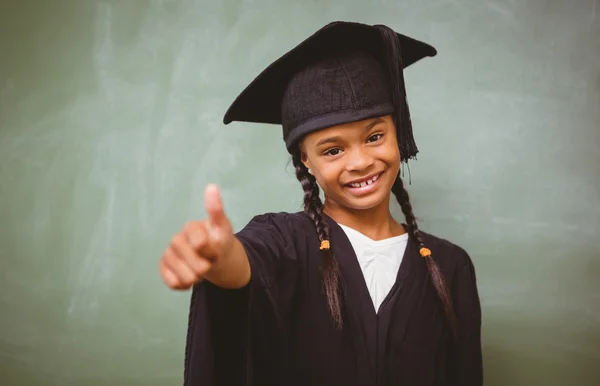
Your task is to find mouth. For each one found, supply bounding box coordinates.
[344,172,384,196]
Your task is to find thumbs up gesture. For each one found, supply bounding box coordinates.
[160,184,240,290]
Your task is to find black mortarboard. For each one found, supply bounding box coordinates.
[223,21,437,162]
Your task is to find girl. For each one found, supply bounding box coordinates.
[159,21,483,386]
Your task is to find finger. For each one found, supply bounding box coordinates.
[204,184,228,230]
[163,244,198,286]
[159,258,185,289]
[173,230,214,273]
[183,221,208,252]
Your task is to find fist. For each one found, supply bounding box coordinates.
[159,184,234,290]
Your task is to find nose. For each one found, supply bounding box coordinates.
[345,146,375,172]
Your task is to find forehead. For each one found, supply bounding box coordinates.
[301,115,394,145]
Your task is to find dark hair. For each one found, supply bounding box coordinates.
[292,152,343,328]
[291,150,458,336]
[391,175,458,336]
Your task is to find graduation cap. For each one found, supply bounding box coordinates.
[223,21,437,162]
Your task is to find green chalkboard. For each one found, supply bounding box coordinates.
[1,0,599,385]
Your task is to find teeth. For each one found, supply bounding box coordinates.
[349,174,380,188]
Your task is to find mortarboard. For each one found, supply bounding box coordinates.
[223,21,437,162]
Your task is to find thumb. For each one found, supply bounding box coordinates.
[204,184,229,231]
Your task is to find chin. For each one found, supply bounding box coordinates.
[344,194,388,211]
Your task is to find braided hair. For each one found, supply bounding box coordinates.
[391,175,458,336]
[292,152,343,329]
[291,151,457,336]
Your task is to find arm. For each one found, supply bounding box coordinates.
[204,236,250,289]
[182,211,299,386]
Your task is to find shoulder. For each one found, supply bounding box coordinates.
[239,211,312,229]
[235,212,315,264]
[236,211,315,240]
[417,230,476,274]
[418,231,479,292]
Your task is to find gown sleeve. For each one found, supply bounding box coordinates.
[450,249,484,386]
[182,213,299,386]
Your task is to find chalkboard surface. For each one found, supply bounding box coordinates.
[1,0,599,385]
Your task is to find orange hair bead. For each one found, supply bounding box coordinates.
[320,240,331,251]
[419,247,431,257]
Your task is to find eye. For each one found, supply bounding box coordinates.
[367,133,383,143]
[323,148,342,157]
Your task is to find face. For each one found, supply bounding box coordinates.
[300,115,401,212]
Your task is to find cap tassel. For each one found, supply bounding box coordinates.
[375,25,418,162]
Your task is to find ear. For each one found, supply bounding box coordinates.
[299,146,311,170]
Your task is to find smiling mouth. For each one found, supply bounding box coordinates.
[345,172,383,189]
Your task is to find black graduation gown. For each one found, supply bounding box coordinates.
[183,212,482,386]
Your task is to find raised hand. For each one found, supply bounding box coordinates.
[159,184,237,290]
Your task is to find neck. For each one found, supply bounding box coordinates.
[323,194,405,241]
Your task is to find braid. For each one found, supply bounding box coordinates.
[292,152,343,328]
[392,175,458,337]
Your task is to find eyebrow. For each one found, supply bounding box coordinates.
[315,118,385,147]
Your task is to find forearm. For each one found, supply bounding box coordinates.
[204,236,250,289]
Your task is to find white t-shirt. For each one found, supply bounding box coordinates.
[338,224,408,313]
